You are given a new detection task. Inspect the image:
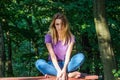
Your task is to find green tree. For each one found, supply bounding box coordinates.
[93,0,116,80]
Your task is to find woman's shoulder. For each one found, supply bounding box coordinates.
[45,33,51,37]
[45,33,52,43]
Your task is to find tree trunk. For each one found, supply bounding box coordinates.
[6,31,14,77]
[0,23,5,77]
[93,0,116,80]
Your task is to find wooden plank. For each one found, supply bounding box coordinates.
[0,76,83,80]
[0,75,98,80]
[85,75,98,80]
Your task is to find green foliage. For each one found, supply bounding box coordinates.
[112,69,120,78]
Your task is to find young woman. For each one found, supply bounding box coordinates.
[35,13,85,80]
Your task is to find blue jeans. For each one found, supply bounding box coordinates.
[35,53,85,76]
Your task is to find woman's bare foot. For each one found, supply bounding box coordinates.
[45,74,50,78]
[68,71,81,78]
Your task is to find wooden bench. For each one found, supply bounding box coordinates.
[0,75,99,80]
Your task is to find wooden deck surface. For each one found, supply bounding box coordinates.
[0,75,98,80]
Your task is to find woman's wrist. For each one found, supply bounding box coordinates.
[57,68,61,72]
[62,67,67,72]
[63,64,68,71]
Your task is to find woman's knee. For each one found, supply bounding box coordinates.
[74,53,85,61]
[35,59,46,68]
[78,53,85,59]
[68,53,85,72]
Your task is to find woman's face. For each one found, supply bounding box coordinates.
[55,19,63,32]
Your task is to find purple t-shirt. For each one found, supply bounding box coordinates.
[45,34,75,61]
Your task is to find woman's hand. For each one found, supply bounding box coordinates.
[56,69,68,80]
[61,70,68,80]
[56,70,62,80]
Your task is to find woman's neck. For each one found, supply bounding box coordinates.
[58,31,63,41]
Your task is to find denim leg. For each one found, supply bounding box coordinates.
[67,53,85,72]
[35,59,57,76]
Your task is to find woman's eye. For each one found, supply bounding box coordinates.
[56,24,59,25]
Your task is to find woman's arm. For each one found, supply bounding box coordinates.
[59,41,74,80]
[63,41,74,71]
[46,43,61,72]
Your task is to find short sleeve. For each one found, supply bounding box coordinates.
[45,34,52,43]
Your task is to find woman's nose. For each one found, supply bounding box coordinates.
[58,26,62,29]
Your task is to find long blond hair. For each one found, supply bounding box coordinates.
[48,13,73,45]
